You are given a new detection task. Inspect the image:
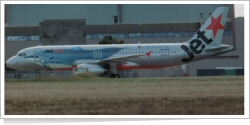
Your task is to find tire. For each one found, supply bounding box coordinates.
[110,74,115,78]
[115,74,120,78]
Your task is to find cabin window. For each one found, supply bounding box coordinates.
[23,53,26,56]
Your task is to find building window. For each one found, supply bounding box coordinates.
[114,16,118,23]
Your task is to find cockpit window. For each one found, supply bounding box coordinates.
[17,53,27,57]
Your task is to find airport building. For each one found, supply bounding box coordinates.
[5,4,244,77]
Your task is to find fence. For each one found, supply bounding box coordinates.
[197,69,244,76]
[5,68,188,79]
[5,68,244,79]
[118,69,187,78]
[5,70,73,79]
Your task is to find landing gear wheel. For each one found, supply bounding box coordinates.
[115,74,120,78]
[110,74,120,78]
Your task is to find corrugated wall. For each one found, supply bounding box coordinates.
[122,4,219,23]
[7,4,222,26]
[7,4,117,26]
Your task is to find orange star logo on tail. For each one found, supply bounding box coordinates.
[206,14,225,39]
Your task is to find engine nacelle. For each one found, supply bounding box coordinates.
[74,64,106,76]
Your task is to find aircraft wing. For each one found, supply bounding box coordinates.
[72,51,153,66]
[99,52,151,64]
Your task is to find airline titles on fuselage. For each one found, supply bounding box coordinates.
[44,49,64,53]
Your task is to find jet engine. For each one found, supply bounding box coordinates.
[74,64,107,76]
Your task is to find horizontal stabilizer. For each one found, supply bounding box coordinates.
[204,45,232,51]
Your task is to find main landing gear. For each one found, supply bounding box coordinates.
[103,63,120,78]
[109,74,120,78]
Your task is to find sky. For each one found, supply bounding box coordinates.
[235,4,244,17]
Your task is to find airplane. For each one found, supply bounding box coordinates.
[6,7,234,78]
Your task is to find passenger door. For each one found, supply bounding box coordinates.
[34,48,41,62]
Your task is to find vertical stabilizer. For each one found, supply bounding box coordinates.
[186,7,229,45]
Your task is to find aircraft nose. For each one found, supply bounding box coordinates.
[6,56,21,70]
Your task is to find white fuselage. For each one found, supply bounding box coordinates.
[6,43,233,72]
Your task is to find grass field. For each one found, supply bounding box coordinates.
[5,75,244,115]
